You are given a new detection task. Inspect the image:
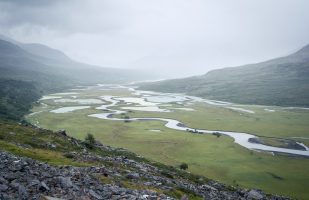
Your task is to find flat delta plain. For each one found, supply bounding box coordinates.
[26,85,309,199]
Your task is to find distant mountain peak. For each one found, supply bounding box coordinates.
[0,34,71,63]
[139,43,309,107]
[21,43,71,62]
[0,39,25,55]
[295,44,309,54]
[0,34,20,45]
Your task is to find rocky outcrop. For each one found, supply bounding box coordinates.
[0,152,171,200]
[0,122,292,200]
[0,151,290,200]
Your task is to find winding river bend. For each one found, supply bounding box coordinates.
[87,87,309,157]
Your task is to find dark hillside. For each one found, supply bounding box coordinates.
[139,45,309,106]
[0,80,41,121]
[0,36,156,121]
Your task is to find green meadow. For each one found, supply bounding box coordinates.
[26,88,309,199]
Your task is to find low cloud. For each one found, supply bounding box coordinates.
[1,0,309,77]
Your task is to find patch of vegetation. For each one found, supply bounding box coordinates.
[98,174,113,184]
[160,170,174,179]
[212,132,222,138]
[258,137,306,150]
[0,120,211,190]
[138,46,309,107]
[26,87,309,199]
[164,187,202,200]
[63,152,75,159]
[0,79,41,121]
[120,180,161,192]
[0,121,91,166]
[0,140,89,167]
[84,133,96,149]
[179,163,188,170]
[267,172,284,180]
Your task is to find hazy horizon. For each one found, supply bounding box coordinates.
[1,0,309,78]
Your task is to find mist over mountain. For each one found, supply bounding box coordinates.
[0,35,157,88]
[0,35,156,120]
[1,2,309,199]
[139,44,309,107]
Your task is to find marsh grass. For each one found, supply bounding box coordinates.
[25,88,309,199]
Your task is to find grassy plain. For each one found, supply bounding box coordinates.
[26,88,309,199]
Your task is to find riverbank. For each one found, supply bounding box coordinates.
[26,84,309,199]
[0,121,291,200]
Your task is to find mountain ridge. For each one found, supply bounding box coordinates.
[0,35,156,121]
[138,44,309,107]
[0,35,157,86]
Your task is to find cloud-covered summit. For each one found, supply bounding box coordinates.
[1,0,309,78]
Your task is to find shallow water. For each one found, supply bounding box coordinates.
[54,98,103,104]
[50,106,90,113]
[145,95,188,103]
[90,112,309,156]
[37,84,309,157]
[264,108,275,112]
[149,129,162,132]
[226,107,255,114]
[40,96,62,100]
[88,86,309,157]
[172,108,195,111]
[121,106,170,112]
[115,97,157,106]
[51,92,79,95]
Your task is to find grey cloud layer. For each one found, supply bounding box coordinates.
[1,0,309,78]
[0,0,124,33]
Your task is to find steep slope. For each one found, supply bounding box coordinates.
[0,39,73,120]
[0,39,68,86]
[18,41,155,84]
[0,36,156,120]
[20,43,72,63]
[0,120,290,199]
[0,80,41,121]
[0,37,157,86]
[139,45,309,107]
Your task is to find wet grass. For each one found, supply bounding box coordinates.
[0,140,91,166]
[121,103,309,139]
[25,88,309,199]
[0,120,220,199]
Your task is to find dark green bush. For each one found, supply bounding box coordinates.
[179,163,188,170]
[84,133,96,149]
[63,152,75,159]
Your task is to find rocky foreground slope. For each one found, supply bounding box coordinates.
[0,121,290,199]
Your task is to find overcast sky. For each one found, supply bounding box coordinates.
[1,0,309,78]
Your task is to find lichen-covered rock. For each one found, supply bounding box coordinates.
[0,150,291,200]
[0,152,173,199]
[247,189,265,200]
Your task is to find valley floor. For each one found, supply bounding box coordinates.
[0,121,289,200]
[26,84,309,199]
